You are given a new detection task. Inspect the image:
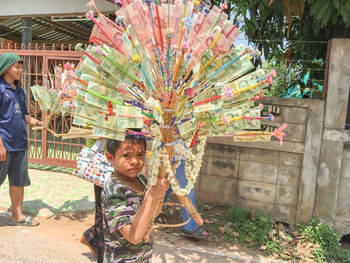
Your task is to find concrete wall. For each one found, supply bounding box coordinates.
[314,38,350,235]
[196,97,325,225]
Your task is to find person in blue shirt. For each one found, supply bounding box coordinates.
[157,138,209,239]
[0,52,43,226]
[160,159,209,239]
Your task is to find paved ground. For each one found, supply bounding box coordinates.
[0,169,94,216]
[0,169,285,263]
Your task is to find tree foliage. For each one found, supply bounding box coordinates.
[205,0,350,97]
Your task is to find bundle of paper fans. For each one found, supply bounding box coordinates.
[31,0,287,234]
[31,66,74,135]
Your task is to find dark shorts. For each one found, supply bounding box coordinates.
[0,150,30,187]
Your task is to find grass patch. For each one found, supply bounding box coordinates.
[28,163,74,174]
[175,203,350,262]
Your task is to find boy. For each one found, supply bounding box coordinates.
[0,52,43,226]
[103,134,169,262]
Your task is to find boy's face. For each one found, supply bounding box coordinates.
[106,142,146,179]
[4,62,23,82]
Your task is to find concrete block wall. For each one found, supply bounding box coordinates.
[196,97,325,225]
[197,146,303,225]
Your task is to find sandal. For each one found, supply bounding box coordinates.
[183,226,209,239]
[8,216,39,226]
[80,233,97,257]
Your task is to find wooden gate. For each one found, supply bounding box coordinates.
[1,44,85,168]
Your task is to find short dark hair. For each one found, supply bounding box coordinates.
[106,134,146,156]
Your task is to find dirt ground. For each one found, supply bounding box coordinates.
[0,168,348,262]
[0,208,286,263]
[0,169,287,262]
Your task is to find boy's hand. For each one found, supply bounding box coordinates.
[0,144,6,162]
[149,178,169,199]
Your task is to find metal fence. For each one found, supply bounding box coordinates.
[0,43,85,168]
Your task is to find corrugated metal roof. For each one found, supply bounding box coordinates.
[0,16,97,43]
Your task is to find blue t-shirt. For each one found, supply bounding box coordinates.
[0,78,28,151]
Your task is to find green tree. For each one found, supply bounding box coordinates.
[205,0,350,98]
[218,0,350,60]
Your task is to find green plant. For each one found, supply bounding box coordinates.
[299,218,350,263]
[200,204,350,262]
[262,57,324,99]
[265,240,279,255]
[262,58,300,97]
[222,208,279,255]
[312,247,327,263]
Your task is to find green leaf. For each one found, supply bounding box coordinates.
[336,2,350,25]
[311,0,333,26]
[332,0,341,9]
[249,12,259,28]
[244,18,255,34]
[310,0,325,16]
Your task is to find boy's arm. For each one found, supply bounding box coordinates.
[118,191,158,244]
[0,136,6,162]
[0,92,7,161]
[24,114,44,126]
[118,178,168,245]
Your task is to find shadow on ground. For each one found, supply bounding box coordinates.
[0,196,94,227]
[81,252,97,262]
